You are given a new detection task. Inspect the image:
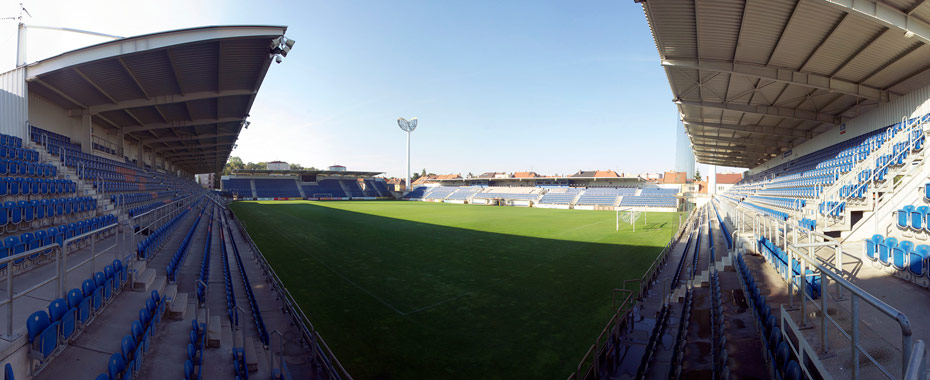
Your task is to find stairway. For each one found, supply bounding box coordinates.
[812,120,927,233]
[295,179,306,198]
[249,179,257,198]
[31,142,117,219]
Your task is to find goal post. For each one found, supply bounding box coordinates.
[616,208,644,231]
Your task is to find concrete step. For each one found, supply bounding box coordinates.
[207,314,221,348]
[169,292,189,320]
[133,268,156,291]
[245,336,259,373]
[220,316,233,349]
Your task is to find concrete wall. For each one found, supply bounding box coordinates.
[751,81,930,173]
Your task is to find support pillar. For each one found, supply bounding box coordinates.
[81,114,92,154]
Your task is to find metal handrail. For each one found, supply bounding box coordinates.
[905,340,926,380]
[821,118,923,224]
[720,195,913,379]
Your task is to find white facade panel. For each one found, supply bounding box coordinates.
[28,93,80,142]
[751,83,930,173]
[0,68,28,139]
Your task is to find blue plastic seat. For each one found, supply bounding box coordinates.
[911,245,930,276]
[26,310,49,343]
[784,360,802,380]
[120,335,135,366]
[48,298,67,323]
[107,352,125,380]
[881,237,898,266]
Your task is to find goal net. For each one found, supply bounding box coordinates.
[616,208,643,231]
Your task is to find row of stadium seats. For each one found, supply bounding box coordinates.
[2,215,117,273]
[166,206,206,282]
[254,179,301,198]
[137,204,195,261]
[756,237,821,299]
[0,158,57,177]
[127,198,175,218]
[222,179,253,197]
[709,272,729,378]
[667,288,693,379]
[187,313,207,380]
[227,210,269,345]
[865,235,930,278]
[1,196,97,229]
[27,257,128,374]
[99,289,165,380]
[619,196,677,207]
[220,213,251,379]
[635,303,671,379]
[734,253,802,380]
[0,177,76,197]
[729,115,927,223]
[195,210,214,305]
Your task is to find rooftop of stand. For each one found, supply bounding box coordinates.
[637,0,930,167]
[22,25,289,174]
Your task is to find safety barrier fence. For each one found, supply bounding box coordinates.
[717,196,921,380]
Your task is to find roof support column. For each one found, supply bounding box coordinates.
[81,114,92,154]
[118,128,125,160]
[136,142,144,168]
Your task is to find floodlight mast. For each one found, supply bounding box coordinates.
[397,117,418,194]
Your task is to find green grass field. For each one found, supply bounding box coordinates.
[230,200,678,379]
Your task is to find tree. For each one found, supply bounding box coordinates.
[244,162,267,170]
[290,163,304,170]
[223,156,244,175]
[694,168,702,182]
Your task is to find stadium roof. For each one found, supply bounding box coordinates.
[25,25,289,174]
[637,0,930,168]
[229,169,383,176]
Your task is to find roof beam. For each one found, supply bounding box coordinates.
[690,137,775,150]
[690,133,793,147]
[117,57,150,100]
[72,67,117,104]
[85,90,255,114]
[676,99,841,124]
[122,117,244,134]
[830,27,887,77]
[683,121,811,138]
[34,78,86,109]
[662,59,887,102]
[160,142,228,153]
[694,152,761,162]
[141,132,238,143]
[819,0,930,46]
[173,155,230,164]
[908,0,928,15]
[164,147,232,158]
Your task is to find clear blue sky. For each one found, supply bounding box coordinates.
[0,0,742,178]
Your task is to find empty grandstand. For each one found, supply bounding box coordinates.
[0,24,340,380]
[578,1,930,380]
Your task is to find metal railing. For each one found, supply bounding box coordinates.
[719,196,914,380]
[0,222,121,339]
[820,117,925,228]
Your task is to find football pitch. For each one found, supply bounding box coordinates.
[230,200,679,379]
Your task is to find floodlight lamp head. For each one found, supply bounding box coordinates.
[397,117,418,132]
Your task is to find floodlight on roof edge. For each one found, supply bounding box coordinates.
[270,35,296,63]
[397,117,418,194]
